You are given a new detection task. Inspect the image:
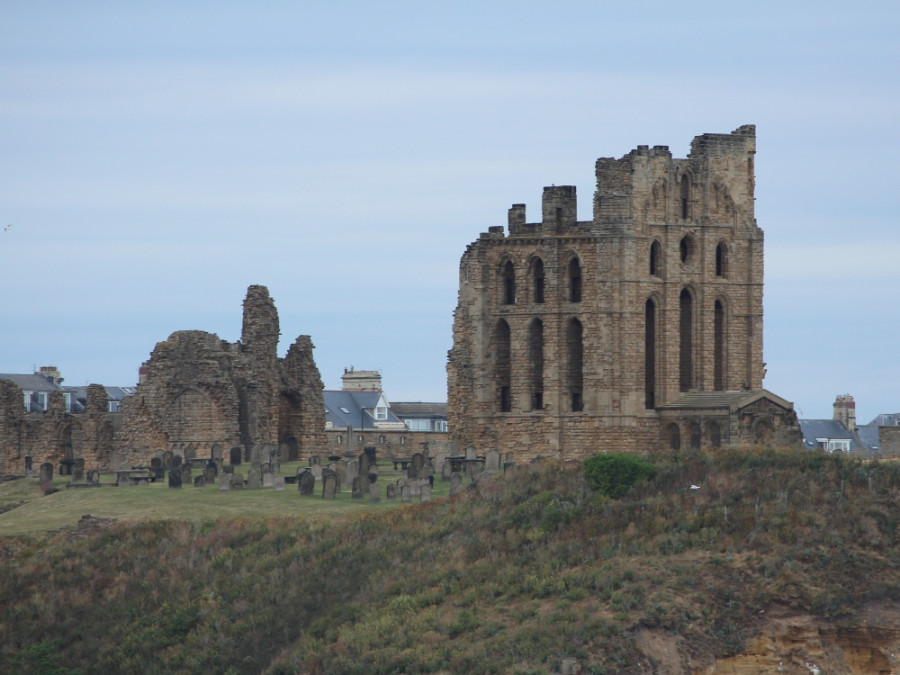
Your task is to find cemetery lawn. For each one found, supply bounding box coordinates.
[0,463,445,536]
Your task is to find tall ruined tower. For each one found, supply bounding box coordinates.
[448,126,799,459]
[238,285,281,453]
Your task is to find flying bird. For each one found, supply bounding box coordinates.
[3,224,11,232]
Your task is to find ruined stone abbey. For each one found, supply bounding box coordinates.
[447,126,801,459]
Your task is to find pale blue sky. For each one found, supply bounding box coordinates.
[2,2,898,421]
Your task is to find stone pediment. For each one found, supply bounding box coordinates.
[657,389,794,415]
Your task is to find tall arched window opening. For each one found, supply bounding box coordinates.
[566,318,584,411]
[679,289,694,391]
[650,240,661,277]
[495,319,512,412]
[529,319,544,410]
[532,258,545,304]
[715,242,728,277]
[714,300,725,391]
[645,298,657,409]
[568,258,582,302]
[680,174,691,219]
[503,260,516,305]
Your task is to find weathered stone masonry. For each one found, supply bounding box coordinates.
[448,126,801,460]
[0,286,327,471]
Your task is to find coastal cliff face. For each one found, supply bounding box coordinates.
[632,602,900,674]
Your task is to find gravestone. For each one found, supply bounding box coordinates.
[180,466,192,487]
[309,454,321,467]
[211,443,224,461]
[464,461,480,482]
[219,473,232,491]
[168,469,182,489]
[223,464,234,474]
[162,450,174,470]
[25,456,33,478]
[408,452,426,480]
[386,484,397,500]
[465,446,477,461]
[345,459,359,485]
[87,469,100,484]
[273,476,285,492]
[250,444,264,469]
[150,457,165,481]
[334,460,348,487]
[72,458,85,482]
[401,484,411,503]
[298,469,315,495]
[351,476,365,499]
[449,473,464,496]
[358,452,371,479]
[322,469,338,499]
[311,465,323,481]
[39,462,54,484]
[231,472,244,489]
[269,445,281,474]
[420,483,432,502]
[230,446,242,466]
[262,472,274,488]
[369,482,381,503]
[206,459,218,475]
[204,465,217,485]
[172,454,183,469]
[485,450,501,475]
[247,468,261,489]
[193,475,206,488]
[431,452,446,478]
[441,461,453,482]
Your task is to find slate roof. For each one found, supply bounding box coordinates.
[324,390,403,430]
[0,373,61,392]
[868,413,900,426]
[655,389,794,412]
[855,425,881,454]
[389,402,448,418]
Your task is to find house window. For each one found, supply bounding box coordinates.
[108,400,120,413]
[64,392,72,412]
[375,406,387,421]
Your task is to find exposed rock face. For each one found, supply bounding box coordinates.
[0,286,326,472]
[447,127,801,459]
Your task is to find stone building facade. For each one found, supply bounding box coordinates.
[447,126,801,460]
[0,285,327,472]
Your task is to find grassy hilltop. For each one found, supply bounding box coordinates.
[2,449,900,673]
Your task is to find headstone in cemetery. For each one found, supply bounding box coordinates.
[485,449,501,475]
[345,459,359,485]
[39,462,54,484]
[172,454,183,469]
[309,454,321,467]
[250,444,264,469]
[219,473,232,491]
[193,475,206,488]
[269,445,281,474]
[322,469,338,499]
[311,465,323,481]
[273,476,285,492]
[441,460,453,482]
[180,466,192,487]
[247,468,261,489]
[211,443,223,460]
[87,469,100,484]
[206,459,218,475]
[231,472,244,489]
[168,469,182,489]
[431,452,446,478]
[204,465,217,485]
[150,457,165,481]
[230,446,242,466]
[183,444,196,461]
[262,471,274,488]
[420,483,432,503]
[386,484,397,500]
[408,452,426,480]
[334,460,347,487]
[465,445,477,461]
[369,482,381,503]
[298,469,315,495]
[162,450,174,470]
[449,473,464,496]
[351,476,365,499]
[72,458,85,482]
[358,451,371,479]
[401,484,411,503]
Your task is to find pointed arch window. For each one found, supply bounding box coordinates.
[680,174,691,220]
[566,318,584,411]
[650,240,661,277]
[568,258,582,303]
[502,260,516,305]
[495,319,512,412]
[679,288,694,392]
[532,257,545,304]
[715,242,728,277]
[714,300,725,391]
[529,319,544,410]
[645,298,657,408]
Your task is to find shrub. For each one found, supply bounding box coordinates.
[584,453,655,499]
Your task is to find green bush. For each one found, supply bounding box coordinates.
[584,453,656,499]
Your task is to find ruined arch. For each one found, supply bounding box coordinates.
[714,298,727,391]
[650,239,662,277]
[529,256,545,304]
[528,318,544,411]
[644,297,658,409]
[679,172,692,220]
[501,259,516,305]
[567,256,583,303]
[679,287,695,392]
[715,241,728,278]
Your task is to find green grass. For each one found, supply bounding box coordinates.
[0,464,446,536]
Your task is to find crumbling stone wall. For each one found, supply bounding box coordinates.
[448,126,800,460]
[0,285,327,473]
